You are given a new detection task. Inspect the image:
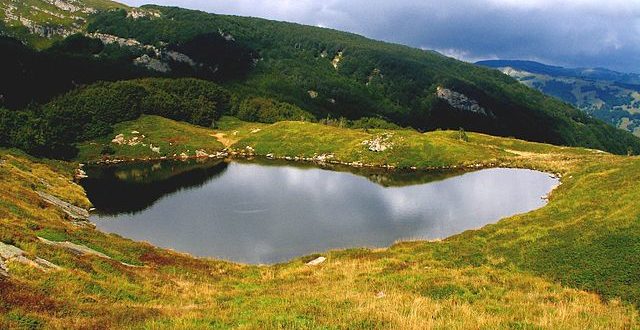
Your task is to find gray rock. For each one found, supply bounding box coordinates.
[0,241,25,259]
[34,257,61,270]
[38,237,110,259]
[436,86,491,116]
[306,256,326,266]
[0,260,8,277]
[36,191,89,221]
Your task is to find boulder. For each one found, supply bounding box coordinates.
[306,256,326,266]
[111,134,125,145]
[37,191,89,221]
[195,150,209,158]
[0,241,25,260]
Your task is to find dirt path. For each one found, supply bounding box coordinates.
[210,132,236,148]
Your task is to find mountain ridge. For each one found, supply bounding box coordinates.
[478,60,640,137]
[1,0,639,156]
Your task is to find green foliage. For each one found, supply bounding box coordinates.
[83,6,640,155]
[349,117,401,130]
[47,34,105,56]
[0,78,230,158]
[234,97,315,123]
[458,127,469,142]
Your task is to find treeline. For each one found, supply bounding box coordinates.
[0,35,150,109]
[85,6,640,154]
[0,79,230,158]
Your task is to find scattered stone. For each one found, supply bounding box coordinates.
[195,150,209,158]
[36,191,89,221]
[111,134,125,145]
[75,168,88,180]
[362,134,394,152]
[250,128,262,133]
[266,153,275,159]
[180,152,189,159]
[308,90,319,99]
[375,291,386,299]
[306,256,326,266]
[314,154,334,162]
[150,144,161,154]
[131,131,140,134]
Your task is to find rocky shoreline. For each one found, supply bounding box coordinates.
[76,146,563,182]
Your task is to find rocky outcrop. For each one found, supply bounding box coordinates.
[362,134,394,152]
[332,51,343,69]
[436,86,490,116]
[127,8,160,19]
[0,260,8,277]
[36,191,89,222]
[0,241,60,276]
[308,90,319,99]
[306,256,326,266]
[195,150,209,158]
[165,50,195,66]
[38,237,139,267]
[39,237,108,258]
[134,54,170,73]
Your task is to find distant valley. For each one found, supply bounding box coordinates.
[478,60,640,136]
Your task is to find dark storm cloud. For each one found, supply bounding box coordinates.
[120,0,640,72]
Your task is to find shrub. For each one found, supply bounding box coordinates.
[236,97,315,123]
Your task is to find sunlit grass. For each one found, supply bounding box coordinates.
[1,117,639,328]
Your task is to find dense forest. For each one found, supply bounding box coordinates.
[0,78,230,158]
[1,4,640,157]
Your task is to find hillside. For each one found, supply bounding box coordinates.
[1,117,640,328]
[0,0,126,48]
[478,60,640,137]
[1,1,640,156]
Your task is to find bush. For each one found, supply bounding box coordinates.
[0,78,231,159]
[350,117,401,129]
[236,97,315,123]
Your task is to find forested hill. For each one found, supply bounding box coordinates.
[1,1,640,156]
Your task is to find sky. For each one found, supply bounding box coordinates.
[119,0,640,73]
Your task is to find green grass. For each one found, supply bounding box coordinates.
[1,118,640,328]
[76,115,225,162]
[0,0,127,49]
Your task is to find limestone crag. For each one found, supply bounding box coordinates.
[436,86,491,116]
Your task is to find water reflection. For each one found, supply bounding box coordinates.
[83,160,558,264]
[82,160,228,215]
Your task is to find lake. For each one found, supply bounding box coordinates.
[81,159,559,264]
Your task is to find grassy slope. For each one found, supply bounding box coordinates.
[76,115,225,161]
[83,5,640,155]
[0,0,126,48]
[2,118,640,328]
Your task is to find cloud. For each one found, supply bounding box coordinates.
[119,0,640,72]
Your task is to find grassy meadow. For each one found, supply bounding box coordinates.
[1,116,639,328]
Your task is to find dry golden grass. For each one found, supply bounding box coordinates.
[1,118,640,328]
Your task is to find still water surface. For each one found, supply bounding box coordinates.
[82,160,558,264]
